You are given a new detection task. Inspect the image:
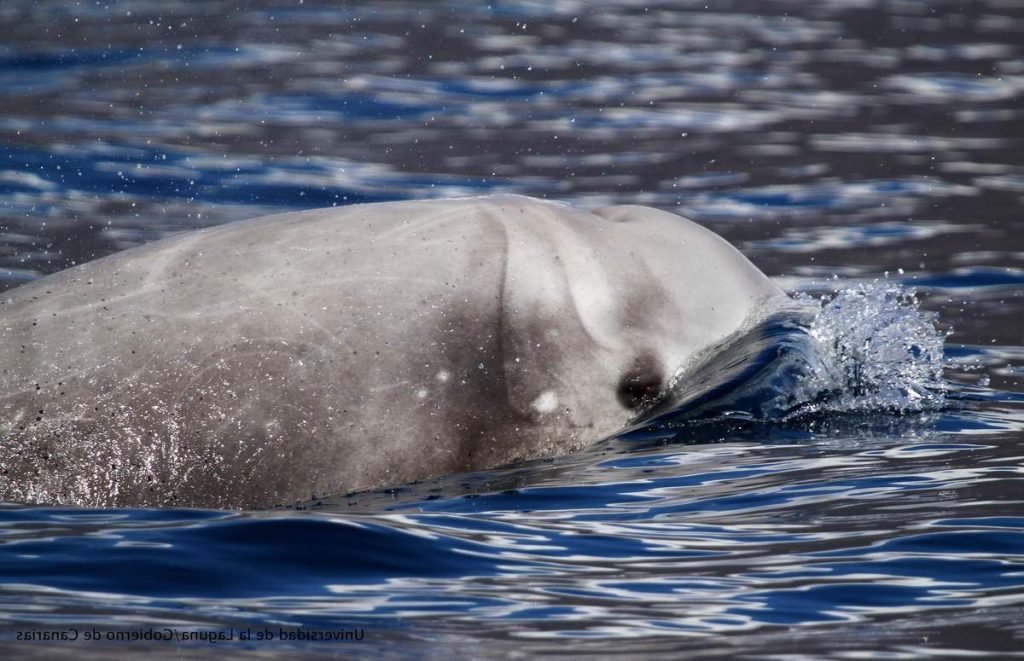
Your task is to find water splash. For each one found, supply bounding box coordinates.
[795,283,949,415]
[637,282,949,431]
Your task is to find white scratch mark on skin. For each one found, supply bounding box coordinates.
[368,380,412,393]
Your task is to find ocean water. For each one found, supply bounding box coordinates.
[1,0,1023,658]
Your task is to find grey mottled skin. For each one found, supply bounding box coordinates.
[0,195,785,508]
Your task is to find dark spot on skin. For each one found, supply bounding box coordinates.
[617,353,664,410]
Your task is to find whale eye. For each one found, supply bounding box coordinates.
[616,354,664,410]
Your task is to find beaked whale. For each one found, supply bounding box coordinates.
[0,195,786,508]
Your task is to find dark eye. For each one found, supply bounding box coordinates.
[616,354,664,410]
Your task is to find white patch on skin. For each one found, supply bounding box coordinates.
[531,390,559,415]
[415,388,429,400]
[436,370,451,383]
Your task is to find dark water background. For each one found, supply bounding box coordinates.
[1,0,1023,658]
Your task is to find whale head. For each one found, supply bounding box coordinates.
[468,196,786,453]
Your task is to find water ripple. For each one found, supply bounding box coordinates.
[0,0,1022,656]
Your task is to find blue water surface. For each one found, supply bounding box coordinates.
[1,0,1023,658]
